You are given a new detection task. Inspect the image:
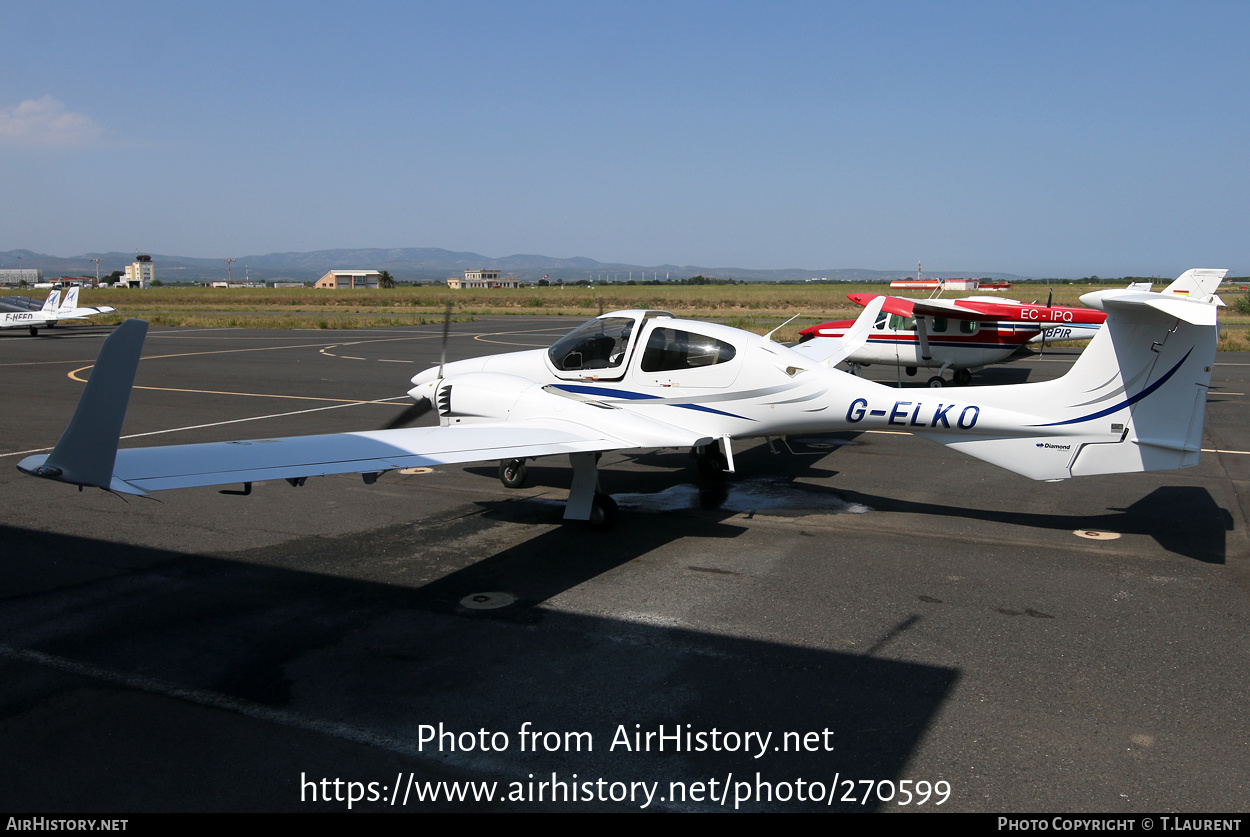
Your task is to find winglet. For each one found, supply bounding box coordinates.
[18,319,149,491]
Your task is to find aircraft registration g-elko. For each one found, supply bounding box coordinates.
[19,280,1219,529]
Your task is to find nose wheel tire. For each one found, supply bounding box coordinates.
[499,459,528,488]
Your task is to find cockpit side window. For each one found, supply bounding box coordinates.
[888,314,916,331]
[959,319,981,335]
[641,327,737,372]
[547,317,636,372]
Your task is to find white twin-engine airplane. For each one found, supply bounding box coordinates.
[0,288,117,335]
[0,290,62,335]
[18,282,1219,529]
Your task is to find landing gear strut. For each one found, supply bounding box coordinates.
[564,452,617,531]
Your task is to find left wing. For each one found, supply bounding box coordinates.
[17,320,710,495]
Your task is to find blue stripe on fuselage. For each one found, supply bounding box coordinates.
[551,383,753,420]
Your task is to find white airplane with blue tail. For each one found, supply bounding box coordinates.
[18,281,1219,529]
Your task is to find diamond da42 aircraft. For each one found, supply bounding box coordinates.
[18,281,1219,529]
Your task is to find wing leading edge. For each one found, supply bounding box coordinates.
[17,319,710,495]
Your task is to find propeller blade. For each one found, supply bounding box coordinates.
[382,400,433,430]
[1046,288,1053,308]
[438,302,452,378]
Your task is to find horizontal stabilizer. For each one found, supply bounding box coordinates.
[791,295,885,366]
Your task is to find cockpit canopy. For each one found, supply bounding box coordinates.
[546,310,676,379]
[545,309,746,385]
[547,316,637,373]
[640,326,736,372]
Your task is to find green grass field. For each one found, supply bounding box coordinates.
[62,283,1250,348]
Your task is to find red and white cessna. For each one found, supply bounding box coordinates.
[798,269,1226,386]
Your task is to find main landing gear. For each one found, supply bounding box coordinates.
[500,454,617,530]
[926,367,974,388]
[692,442,729,480]
[563,452,617,531]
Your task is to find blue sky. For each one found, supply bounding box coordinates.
[2,1,1246,277]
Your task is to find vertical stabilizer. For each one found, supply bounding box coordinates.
[915,287,1217,480]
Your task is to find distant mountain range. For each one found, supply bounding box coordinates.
[0,248,1031,284]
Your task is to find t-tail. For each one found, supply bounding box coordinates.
[913,282,1218,480]
[1159,268,1227,306]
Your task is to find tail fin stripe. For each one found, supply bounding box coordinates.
[1029,348,1193,428]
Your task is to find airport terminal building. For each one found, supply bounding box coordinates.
[314,270,381,289]
[446,270,521,289]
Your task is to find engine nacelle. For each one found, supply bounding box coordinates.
[415,372,538,425]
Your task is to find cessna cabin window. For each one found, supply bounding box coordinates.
[931,317,948,333]
[548,317,636,372]
[641,328,737,372]
[888,314,916,331]
[959,320,980,335]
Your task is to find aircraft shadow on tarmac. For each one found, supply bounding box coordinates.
[0,522,958,812]
[467,438,1232,565]
[829,485,1232,565]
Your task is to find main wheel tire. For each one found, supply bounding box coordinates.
[499,459,528,488]
[693,444,728,480]
[927,376,945,388]
[588,493,618,531]
[29,326,38,336]
[953,368,972,386]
